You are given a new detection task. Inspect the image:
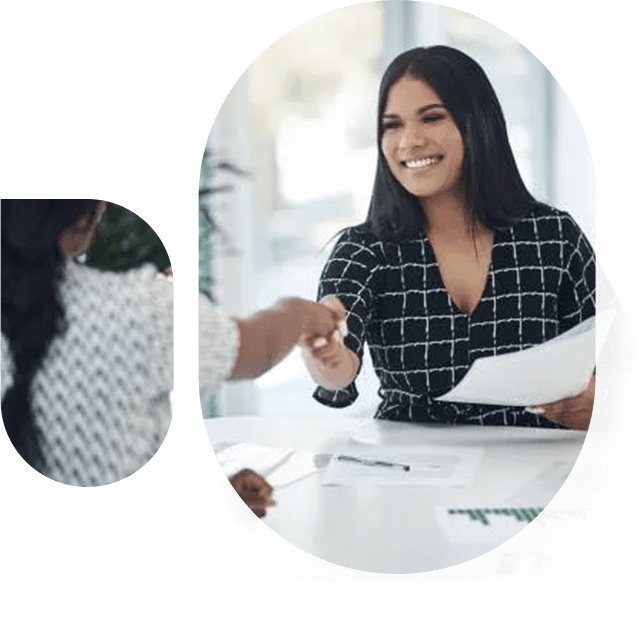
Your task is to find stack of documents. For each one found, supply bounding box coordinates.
[436,313,611,407]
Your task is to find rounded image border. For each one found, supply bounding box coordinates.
[199,9,638,626]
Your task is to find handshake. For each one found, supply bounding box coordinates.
[295,295,349,370]
[229,294,349,380]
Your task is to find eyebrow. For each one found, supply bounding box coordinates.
[382,103,446,118]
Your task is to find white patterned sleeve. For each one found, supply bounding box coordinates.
[199,294,241,391]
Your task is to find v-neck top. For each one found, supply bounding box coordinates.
[313,206,595,427]
[427,227,494,317]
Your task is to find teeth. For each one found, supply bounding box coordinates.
[405,156,441,168]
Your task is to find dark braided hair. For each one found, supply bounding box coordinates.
[1,199,101,470]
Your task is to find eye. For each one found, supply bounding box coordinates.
[382,119,401,130]
[423,114,445,123]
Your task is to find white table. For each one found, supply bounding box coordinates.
[205,416,586,573]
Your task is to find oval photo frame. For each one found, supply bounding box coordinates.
[199,3,637,626]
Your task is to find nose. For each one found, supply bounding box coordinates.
[398,123,424,150]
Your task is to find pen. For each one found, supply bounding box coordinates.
[336,454,411,472]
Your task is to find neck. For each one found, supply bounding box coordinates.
[421,190,471,238]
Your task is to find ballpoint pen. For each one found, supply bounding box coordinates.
[336,454,411,472]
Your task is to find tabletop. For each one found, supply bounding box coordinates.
[205,415,587,573]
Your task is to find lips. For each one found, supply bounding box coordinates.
[402,155,444,168]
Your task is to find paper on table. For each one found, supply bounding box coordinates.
[267,451,320,488]
[321,441,483,486]
[213,442,293,477]
[435,313,610,407]
[435,506,544,545]
[212,442,319,489]
[435,505,590,542]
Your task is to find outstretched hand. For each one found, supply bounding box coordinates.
[298,295,347,348]
[298,295,360,389]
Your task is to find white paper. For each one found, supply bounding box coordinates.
[213,442,294,477]
[321,442,483,486]
[212,442,320,488]
[436,314,610,407]
[267,451,320,488]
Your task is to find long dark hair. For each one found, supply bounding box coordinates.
[1,199,101,469]
[362,45,546,241]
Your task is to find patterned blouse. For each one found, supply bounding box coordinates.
[1,261,239,486]
[314,206,595,427]
[199,293,240,392]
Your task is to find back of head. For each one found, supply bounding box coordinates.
[364,46,541,241]
[1,199,100,470]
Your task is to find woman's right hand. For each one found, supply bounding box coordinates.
[295,295,347,347]
[306,329,346,368]
[300,295,360,389]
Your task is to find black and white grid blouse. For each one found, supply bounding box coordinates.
[314,206,595,427]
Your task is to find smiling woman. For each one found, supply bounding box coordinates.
[301,46,596,431]
[381,76,465,209]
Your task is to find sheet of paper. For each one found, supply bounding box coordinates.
[321,441,483,486]
[436,313,611,407]
[212,442,320,489]
[267,451,321,488]
[435,505,590,543]
[213,442,293,477]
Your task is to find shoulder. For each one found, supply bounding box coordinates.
[67,260,161,284]
[333,226,383,250]
[325,227,385,265]
[65,262,172,301]
[61,262,173,333]
[510,206,590,245]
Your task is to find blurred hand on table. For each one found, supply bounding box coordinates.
[228,469,276,518]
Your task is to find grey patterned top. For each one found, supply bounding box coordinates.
[199,293,240,394]
[314,206,595,426]
[1,262,238,486]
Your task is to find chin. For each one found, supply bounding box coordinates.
[402,183,443,200]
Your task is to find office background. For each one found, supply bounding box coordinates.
[200,0,595,418]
